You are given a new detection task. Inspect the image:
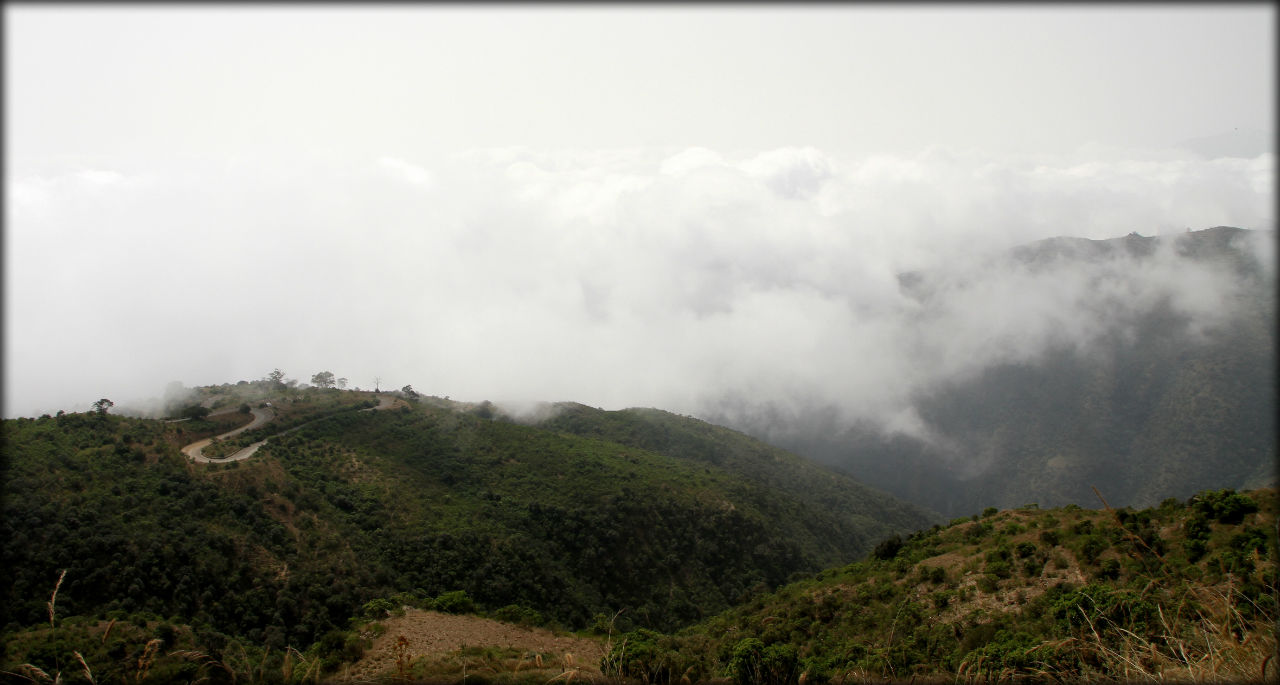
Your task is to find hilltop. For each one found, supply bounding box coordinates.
[1,381,934,682]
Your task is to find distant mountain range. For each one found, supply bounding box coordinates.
[721,227,1276,518]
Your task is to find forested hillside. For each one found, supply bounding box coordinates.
[533,403,936,556]
[1,383,934,682]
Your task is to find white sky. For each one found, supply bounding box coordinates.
[4,4,1276,420]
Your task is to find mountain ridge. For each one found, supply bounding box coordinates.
[722,226,1276,518]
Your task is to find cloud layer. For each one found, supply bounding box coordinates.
[5,145,1274,424]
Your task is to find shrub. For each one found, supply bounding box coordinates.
[964,522,992,542]
[727,638,799,685]
[317,629,365,671]
[493,604,543,626]
[1190,489,1258,524]
[181,405,211,420]
[932,590,956,609]
[919,566,946,585]
[965,630,1044,672]
[361,598,395,619]
[986,560,1013,580]
[1078,535,1108,565]
[433,590,475,614]
[872,535,903,561]
[985,546,1011,563]
[1184,538,1209,563]
[604,629,688,684]
[1229,527,1271,557]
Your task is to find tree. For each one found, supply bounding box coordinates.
[266,369,286,388]
[401,384,418,398]
[311,371,336,389]
[373,376,381,392]
[91,398,114,416]
[336,377,348,389]
[181,405,211,420]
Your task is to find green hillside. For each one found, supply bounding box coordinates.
[534,403,937,558]
[603,488,1278,683]
[0,383,934,682]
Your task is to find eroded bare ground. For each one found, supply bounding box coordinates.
[335,610,607,684]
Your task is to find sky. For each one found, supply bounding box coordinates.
[4,4,1276,421]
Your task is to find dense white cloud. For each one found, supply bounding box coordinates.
[4,145,1274,425]
[377,156,434,188]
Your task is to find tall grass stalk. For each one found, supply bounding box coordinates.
[74,651,95,684]
[46,570,66,630]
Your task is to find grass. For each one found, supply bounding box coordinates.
[2,569,331,684]
[597,488,1278,684]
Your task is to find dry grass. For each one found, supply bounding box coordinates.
[1072,585,1278,683]
[46,569,65,630]
[74,650,95,684]
[4,571,68,684]
[949,584,1278,684]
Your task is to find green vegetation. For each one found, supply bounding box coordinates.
[4,371,1273,683]
[605,487,1278,683]
[1,381,933,682]
[536,403,938,554]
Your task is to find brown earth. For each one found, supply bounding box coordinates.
[335,610,607,683]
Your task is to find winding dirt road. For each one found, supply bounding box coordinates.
[181,394,398,464]
[181,407,275,463]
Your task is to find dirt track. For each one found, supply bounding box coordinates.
[181,394,398,463]
[181,407,274,462]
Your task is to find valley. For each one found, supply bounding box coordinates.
[2,378,1274,683]
[2,230,1273,684]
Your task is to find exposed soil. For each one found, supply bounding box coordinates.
[336,610,607,683]
[182,407,274,462]
[181,394,399,463]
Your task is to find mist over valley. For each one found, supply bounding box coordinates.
[5,6,1275,683]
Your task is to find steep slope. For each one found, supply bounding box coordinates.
[533,403,937,551]
[604,488,1278,683]
[2,382,934,681]
[753,227,1275,517]
[265,401,935,631]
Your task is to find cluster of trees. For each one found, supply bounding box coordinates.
[308,371,349,389]
[264,368,387,392]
